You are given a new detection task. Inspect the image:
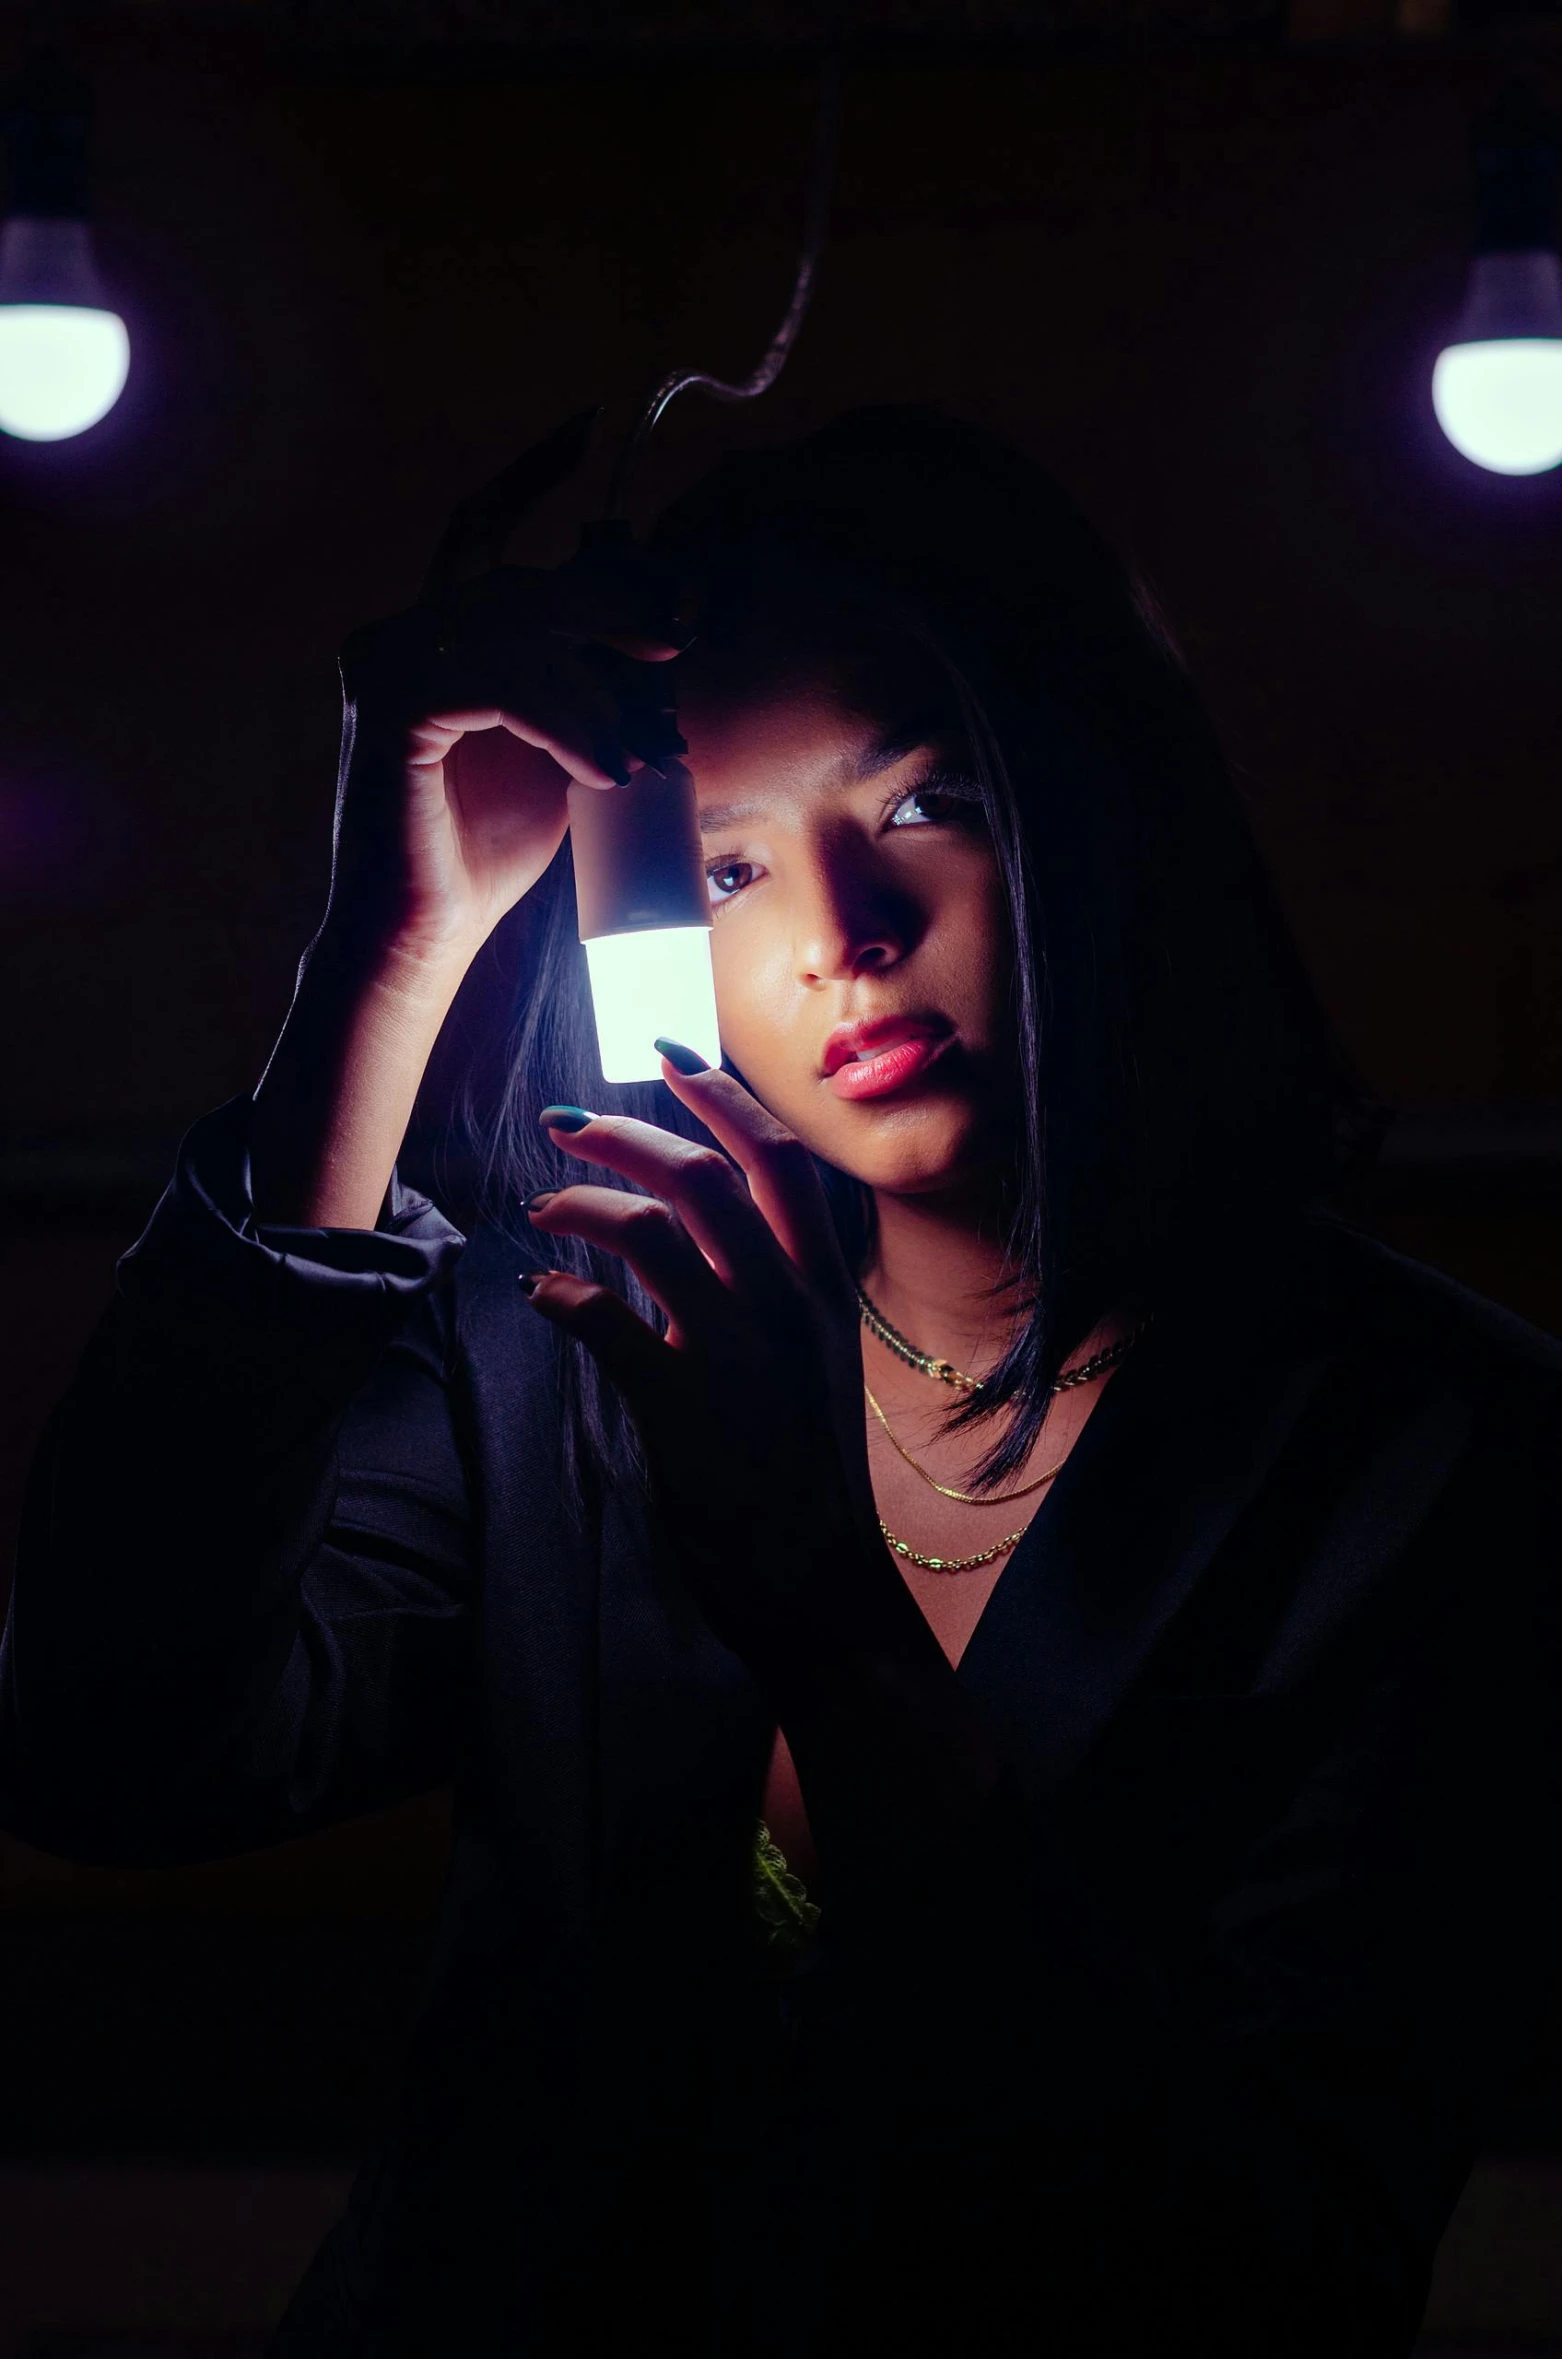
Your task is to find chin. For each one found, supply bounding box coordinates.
[822,1103,985,1193]
[741,1063,989,1188]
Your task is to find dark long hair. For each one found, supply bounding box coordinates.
[456,406,1380,1542]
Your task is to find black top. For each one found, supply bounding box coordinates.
[2,1089,1560,2358]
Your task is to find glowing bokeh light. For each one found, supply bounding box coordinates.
[0,303,130,441]
[1433,340,1562,475]
[0,219,130,442]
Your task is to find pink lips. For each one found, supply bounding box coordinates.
[825,1031,953,1100]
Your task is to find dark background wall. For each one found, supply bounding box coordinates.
[0,3,1559,2347]
[4,26,1562,1141]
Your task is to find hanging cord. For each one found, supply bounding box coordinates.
[603,51,844,523]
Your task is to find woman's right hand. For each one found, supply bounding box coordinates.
[325,545,691,967]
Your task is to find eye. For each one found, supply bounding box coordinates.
[885,781,977,828]
[704,858,756,908]
[702,774,982,908]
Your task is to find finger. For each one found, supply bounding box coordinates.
[487,649,635,789]
[428,634,667,788]
[588,631,688,664]
[491,697,631,792]
[539,1112,799,1308]
[412,637,636,788]
[419,409,600,603]
[403,701,628,794]
[520,1268,672,1403]
[524,1183,735,1339]
[427,565,691,663]
[654,1059,855,1302]
[548,586,693,660]
[549,530,695,647]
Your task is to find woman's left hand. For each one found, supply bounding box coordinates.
[519,1048,904,1687]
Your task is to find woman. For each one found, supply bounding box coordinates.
[2,407,1559,2357]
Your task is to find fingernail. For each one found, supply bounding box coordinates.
[519,1267,568,1297]
[654,1038,708,1075]
[523,1189,556,1216]
[538,1105,594,1132]
[605,757,632,788]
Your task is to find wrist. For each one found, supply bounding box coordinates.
[308,906,480,1013]
[250,914,473,1232]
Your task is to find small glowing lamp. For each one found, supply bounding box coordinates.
[568,759,720,1084]
[0,53,129,443]
[559,64,839,1087]
[417,62,840,1092]
[1433,83,1562,477]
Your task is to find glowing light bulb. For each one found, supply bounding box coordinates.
[1433,251,1562,476]
[1432,86,1562,477]
[582,929,721,1085]
[567,761,721,1087]
[0,216,128,441]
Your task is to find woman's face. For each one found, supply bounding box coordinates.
[675,654,1017,1203]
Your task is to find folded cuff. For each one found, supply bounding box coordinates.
[113,1090,467,1393]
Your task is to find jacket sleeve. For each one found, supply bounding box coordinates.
[779,1373,1562,2359]
[0,1089,474,1868]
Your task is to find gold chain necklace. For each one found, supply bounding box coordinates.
[856,1286,1151,1575]
[876,1520,1033,1575]
[865,1384,1067,1574]
[855,1284,1150,1395]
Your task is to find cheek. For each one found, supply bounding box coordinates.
[938,856,1013,1007]
[707,927,790,1079]
[705,849,1011,1035]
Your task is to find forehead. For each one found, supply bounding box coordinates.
[680,666,872,775]
[676,660,942,823]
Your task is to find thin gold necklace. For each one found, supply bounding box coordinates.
[864,1382,1068,1573]
[857,1291,1150,1574]
[865,1379,1069,1504]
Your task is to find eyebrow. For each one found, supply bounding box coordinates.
[696,723,939,833]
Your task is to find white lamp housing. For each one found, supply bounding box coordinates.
[0,215,129,441]
[1432,248,1562,476]
[567,760,721,1085]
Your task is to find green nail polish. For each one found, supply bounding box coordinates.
[654,1038,709,1075]
[538,1105,594,1132]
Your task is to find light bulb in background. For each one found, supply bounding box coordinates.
[1433,250,1562,475]
[1432,82,1562,477]
[567,761,721,1087]
[0,50,129,444]
[0,217,129,441]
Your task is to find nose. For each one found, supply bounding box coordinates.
[793,840,924,985]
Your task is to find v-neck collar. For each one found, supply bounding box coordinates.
[587,1210,1362,1950]
[954,1215,1338,1806]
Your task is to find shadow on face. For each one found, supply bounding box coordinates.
[675,645,1020,1207]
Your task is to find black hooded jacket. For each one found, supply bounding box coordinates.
[2,1087,1560,2357]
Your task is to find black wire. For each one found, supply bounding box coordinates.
[603,50,844,522]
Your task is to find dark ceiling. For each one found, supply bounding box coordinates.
[3,0,1559,69]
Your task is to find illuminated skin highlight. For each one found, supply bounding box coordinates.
[676,660,1135,1720]
[243,563,1144,1893]
[677,661,1029,1376]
